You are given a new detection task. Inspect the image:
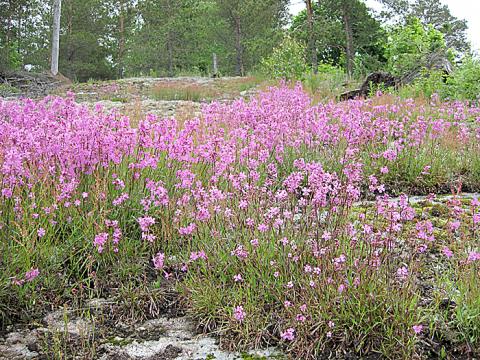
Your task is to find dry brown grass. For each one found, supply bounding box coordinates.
[150,76,266,102]
[123,99,146,128]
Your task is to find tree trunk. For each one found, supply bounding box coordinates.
[212,53,218,78]
[167,33,174,77]
[342,1,354,79]
[6,1,12,47]
[67,0,73,60]
[233,15,244,76]
[51,0,62,76]
[118,0,125,78]
[306,0,317,73]
[17,3,22,58]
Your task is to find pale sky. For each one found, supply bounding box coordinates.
[289,0,480,52]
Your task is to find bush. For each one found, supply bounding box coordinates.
[261,36,308,80]
[386,18,449,77]
[0,41,22,72]
[302,64,346,99]
[397,70,447,100]
[0,83,21,97]
[446,57,480,101]
[396,57,480,102]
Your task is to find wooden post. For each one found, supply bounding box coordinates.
[51,0,62,76]
[212,53,218,78]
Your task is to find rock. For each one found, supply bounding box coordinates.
[0,70,70,98]
[88,99,202,120]
[87,297,114,309]
[359,72,397,95]
[0,330,40,360]
[43,309,94,338]
[0,308,283,360]
[99,316,283,360]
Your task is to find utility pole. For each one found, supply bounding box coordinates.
[51,0,62,76]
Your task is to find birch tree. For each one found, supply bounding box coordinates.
[51,0,61,75]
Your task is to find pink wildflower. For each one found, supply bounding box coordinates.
[442,246,453,259]
[296,314,306,322]
[152,252,165,270]
[412,324,423,334]
[280,328,295,341]
[467,251,480,263]
[37,228,46,238]
[94,232,109,253]
[138,216,155,232]
[396,266,409,281]
[233,306,246,322]
[190,251,207,261]
[233,274,243,282]
[179,223,196,236]
[25,268,40,282]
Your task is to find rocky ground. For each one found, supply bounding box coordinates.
[1,74,262,121]
[0,298,282,360]
[59,76,261,120]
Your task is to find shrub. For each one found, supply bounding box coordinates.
[0,40,22,72]
[446,57,480,101]
[397,69,447,100]
[302,64,346,99]
[261,36,308,81]
[386,18,449,77]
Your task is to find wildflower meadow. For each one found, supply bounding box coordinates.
[1,84,480,358]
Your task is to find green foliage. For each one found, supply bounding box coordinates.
[397,70,447,100]
[386,17,448,76]
[454,265,480,345]
[0,41,22,72]
[378,0,470,53]
[0,83,21,96]
[59,0,116,82]
[215,0,289,76]
[0,0,472,83]
[0,0,53,72]
[446,57,480,101]
[302,64,347,99]
[290,0,386,76]
[261,36,307,80]
[397,58,480,102]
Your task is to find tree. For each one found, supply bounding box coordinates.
[261,36,307,80]
[59,0,115,81]
[215,0,289,76]
[102,0,137,78]
[385,17,449,76]
[291,0,385,76]
[338,0,355,78]
[377,0,469,53]
[0,0,49,71]
[305,0,317,73]
[126,0,197,77]
[51,0,61,75]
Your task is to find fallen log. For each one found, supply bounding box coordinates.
[340,72,397,101]
[339,50,453,101]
